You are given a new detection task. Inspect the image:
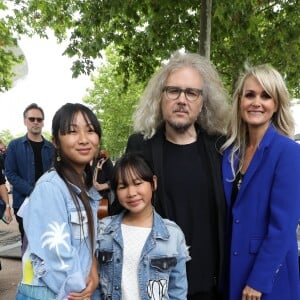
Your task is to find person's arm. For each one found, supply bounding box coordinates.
[93,158,110,192]
[0,184,12,223]
[5,141,33,196]
[94,181,110,192]
[168,226,190,300]
[67,256,99,300]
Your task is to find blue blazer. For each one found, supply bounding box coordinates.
[222,125,300,300]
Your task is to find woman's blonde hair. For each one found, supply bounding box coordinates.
[133,51,229,139]
[221,64,295,178]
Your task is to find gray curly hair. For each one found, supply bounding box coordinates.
[133,51,229,139]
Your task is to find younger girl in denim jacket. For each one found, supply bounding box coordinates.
[95,152,190,300]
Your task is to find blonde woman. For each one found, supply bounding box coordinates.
[222,65,300,300]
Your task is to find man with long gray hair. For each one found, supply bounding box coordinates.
[126,51,229,300]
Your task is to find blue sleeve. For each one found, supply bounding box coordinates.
[168,228,189,300]
[5,141,33,196]
[23,180,88,297]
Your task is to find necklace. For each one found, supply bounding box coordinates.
[237,172,244,190]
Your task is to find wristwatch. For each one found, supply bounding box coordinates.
[6,204,10,208]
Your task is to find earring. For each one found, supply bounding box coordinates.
[56,150,61,162]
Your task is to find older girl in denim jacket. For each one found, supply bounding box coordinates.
[94,153,190,300]
[15,103,101,300]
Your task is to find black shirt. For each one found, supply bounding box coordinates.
[29,140,44,182]
[0,170,6,185]
[164,138,218,293]
[96,158,114,199]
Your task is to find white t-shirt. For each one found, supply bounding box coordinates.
[121,223,151,300]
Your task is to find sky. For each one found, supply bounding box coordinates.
[0,33,93,135]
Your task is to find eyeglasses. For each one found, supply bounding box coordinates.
[163,86,203,102]
[27,117,44,123]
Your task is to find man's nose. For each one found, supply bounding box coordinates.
[177,91,188,103]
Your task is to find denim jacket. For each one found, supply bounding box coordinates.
[19,169,100,300]
[96,210,190,300]
[5,135,54,208]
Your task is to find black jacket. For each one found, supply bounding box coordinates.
[126,124,226,289]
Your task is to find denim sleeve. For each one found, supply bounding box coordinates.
[168,228,189,300]
[23,180,88,297]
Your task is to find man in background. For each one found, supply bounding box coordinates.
[5,103,54,250]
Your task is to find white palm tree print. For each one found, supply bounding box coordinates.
[41,221,71,269]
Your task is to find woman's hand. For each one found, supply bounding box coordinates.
[67,257,99,300]
[93,182,109,192]
[242,285,262,300]
[93,181,101,191]
[97,158,106,170]
[3,206,12,223]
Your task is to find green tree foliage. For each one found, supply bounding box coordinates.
[0,130,51,146]
[7,0,300,95]
[0,1,23,92]
[0,129,14,145]
[42,131,51,141]
[83,47,144,159]
[212,1,300,95]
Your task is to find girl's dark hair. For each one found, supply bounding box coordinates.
[52,103,102,253]
[110,152,156,215]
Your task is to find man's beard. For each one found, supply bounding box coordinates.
[166,119,193,133]
[31,127,42,135]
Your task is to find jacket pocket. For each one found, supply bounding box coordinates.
[97,250,114,298]
[70,210,88,239]
[150,256,177,271]
[97,250,113,264]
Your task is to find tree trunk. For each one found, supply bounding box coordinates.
[199,0,212,60]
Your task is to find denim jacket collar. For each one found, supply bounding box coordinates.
[103,208,170,240]
[49,168,100,203]
[70,181,100,203]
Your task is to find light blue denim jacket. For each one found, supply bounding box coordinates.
[18,169,100,300]
[95,210,190,300]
